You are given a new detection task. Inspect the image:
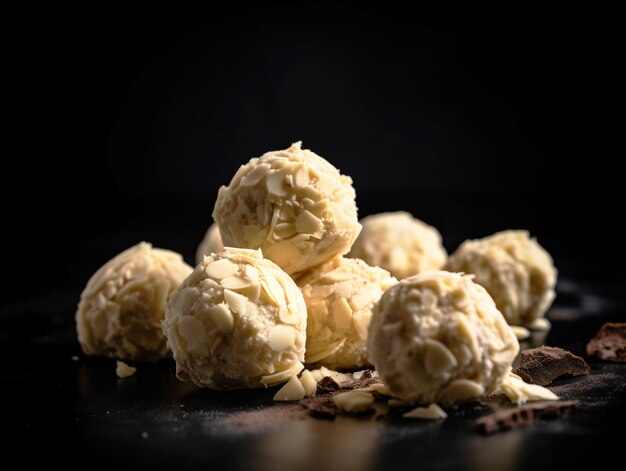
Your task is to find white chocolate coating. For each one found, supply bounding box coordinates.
[367,271,519,405]
[348,212,447,279]
[76,242,193,361]
[196,223,224,265]
[163,247,307,389]
[446,230,557,326]
[213,142,361,275]
[298,257,396,370]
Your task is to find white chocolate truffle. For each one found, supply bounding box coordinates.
[367,271,519,405]
[162,247,307,389]
[76,242,193,361]
[298,257,397,370]
[348,212,447,279]
[446,230,557,326]
[213,142,361,275]
[195,223,224,264]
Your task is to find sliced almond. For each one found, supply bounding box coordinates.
[333,391,374,413]
[500,373,558,404]
[323,267,352,282]
[441,379,484,404]
[220,275,252,290]
[511,325,531,340]
[240,164,268,187]
[527,317,551,331]
[279,304,302,325]
[293,166,310,188]
[116,361,136,379]
[209,303,235,333]
[300,369,317,397]
[349,288,375,311]
[352,312,370,341]
[301,185,324,202]
[306,198,328,218]
[268,325,296,351]
[275,222,297,239]
[308,300,329,323]
[223,289,248,314]
[403,403,447,420]
[273,374,306,401]
[261,362,304,386]
[331,298,353,330]
[178,315,209,344]
[259,266,286,306]
[295,210,325,238]
[266,171,289,197]
[206,259,239,280]
[309,284,335,300]
[424,339,458,377]
[305,338,345,363]
[370,383,391,396]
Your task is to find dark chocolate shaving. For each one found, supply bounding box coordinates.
[476,401,579,434]
[513,346,589,385]
[300,396,337,419]
[586,322,626,363]
[316,376,341,394]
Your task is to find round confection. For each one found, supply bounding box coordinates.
[212,142,361,275]
[367,271,519,405]
[76,242,193,361]
[446,230,557,326]
[195,223,224,265]
[163,247,307,389]
[298,257,396,370]
[348,211,447,279]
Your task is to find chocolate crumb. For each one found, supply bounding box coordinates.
[476,401,579,434]
[513,346,589,385]
[317,376,341,394]
[345,370,378,390]
[586,323,626,363]
[218,404,307,429]
[300,396,338,419]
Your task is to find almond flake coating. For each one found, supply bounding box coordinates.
[446,230,557,326]
[348,212,447,279]
[76,242,192,361]
[213,142,361,275]
[367,271,519,405]
[163,247,307,389]
[299,257,396,370]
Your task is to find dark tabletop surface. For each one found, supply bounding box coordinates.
[3,197,625,470]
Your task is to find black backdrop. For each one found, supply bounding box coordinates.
[6,4,622,305]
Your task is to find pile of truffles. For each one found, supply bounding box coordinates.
[76,141,560,413]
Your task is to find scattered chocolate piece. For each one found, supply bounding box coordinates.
[316,376,341,394]
[300,396,338,419]
[513,346,589,385]
[344,370,379,390]
[586,323,626,363]
[476,401,579,434]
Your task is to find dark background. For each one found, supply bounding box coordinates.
[3,4,625,467]
[7,4,622,303]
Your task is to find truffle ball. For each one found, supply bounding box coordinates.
[367,271,519,405]
[298,257,396,369]
[163,247,307,389]
[195,223,224,264]
[76,242,193,361]
[348,212,447,279]
[213,142,361,275]
[446,230,557,326]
